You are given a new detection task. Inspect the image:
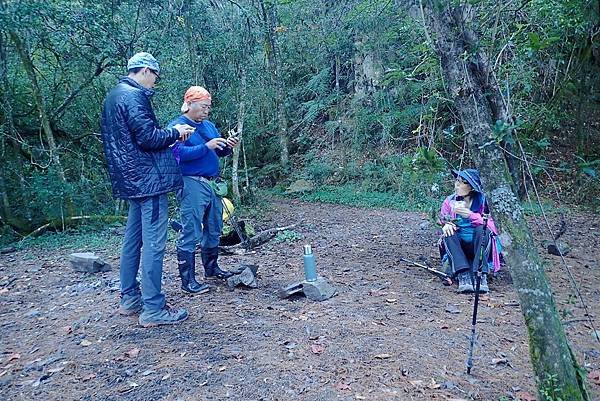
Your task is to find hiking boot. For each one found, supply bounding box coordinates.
[478,274,489,294]
[201,247,233,280]
[457,271,474,293]
[119,294,142,316]
[138,305,188,328]
[177,250,211,294]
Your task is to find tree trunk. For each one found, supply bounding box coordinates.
[7,28,66,183]
[353,34,383,98]
[260,0,289,168]
[422,2,590,400]
[231,67,247,204]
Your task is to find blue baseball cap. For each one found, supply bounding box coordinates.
[127,52,160,76]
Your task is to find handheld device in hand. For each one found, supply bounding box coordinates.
[225,130,240,148]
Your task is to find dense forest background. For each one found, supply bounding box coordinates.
[0,0,598,244]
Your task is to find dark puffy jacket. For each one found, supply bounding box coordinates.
[100,77,182,199]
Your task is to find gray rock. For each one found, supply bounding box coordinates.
[69,252,111,273]
[302,277,337,301]
[419,221,430,230]
[227,265,259,289]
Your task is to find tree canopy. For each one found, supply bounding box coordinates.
[0,0,598,235]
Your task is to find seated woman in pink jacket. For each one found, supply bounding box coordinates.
[438,169,502,294]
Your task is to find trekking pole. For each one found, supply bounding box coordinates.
[399,257,453,286]
[221,198,249,249]
[466,214,490,374]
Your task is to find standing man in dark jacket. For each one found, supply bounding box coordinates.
[101,52,195,327]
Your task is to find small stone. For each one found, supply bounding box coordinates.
[227,265,259,289]
[444,305,460,314]
[442,381,457,389]
[25,310,41,318]
[419,221,430,230]
[302,278,337,301]
[546,241,570,256]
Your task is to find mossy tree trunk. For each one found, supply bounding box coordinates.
[421,2,590,400]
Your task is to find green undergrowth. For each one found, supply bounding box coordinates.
[10,224,123,253]
[521,200,572,217]
[269,185,443,212]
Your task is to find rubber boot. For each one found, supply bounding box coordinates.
[457,270,474,293]
[177,250,210,294]
[201,247,233,279]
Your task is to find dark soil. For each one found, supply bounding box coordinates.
[1,199,599,401]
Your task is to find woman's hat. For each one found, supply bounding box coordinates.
[452,168,483,193]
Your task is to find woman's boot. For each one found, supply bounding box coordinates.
[457,270,474,293]
[177,250,210,294]
[478,273,489,293]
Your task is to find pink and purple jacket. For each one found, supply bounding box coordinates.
[439,194,502,272]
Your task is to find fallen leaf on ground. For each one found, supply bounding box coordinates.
[80,340,92,347]
[427,378,440,389]
[81,373,96,381]
[515,390,536,401]
[124,347,140,358]
[61,326,73,335]
[409,380,423,387]
[374,353,391,359]
[7,353,20,362]
[333,381,351,391]
[385,298,397,303]
[0,288,8,294]
[218,366,226,372]
[589,369,600,385]
[311,344,325,354]
[161,373,171,381]
[492,357,508,365]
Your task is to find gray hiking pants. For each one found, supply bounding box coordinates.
[119,194,169,311]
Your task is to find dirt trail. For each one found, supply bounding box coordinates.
[1,199,599,400]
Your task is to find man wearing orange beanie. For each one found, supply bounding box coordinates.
[169,86,240,294]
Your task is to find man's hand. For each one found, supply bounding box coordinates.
[442,222,457,237]
[206,137,228,150]
[225,129,240,148]
[173,124,195,141]
[225,136,240,148]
